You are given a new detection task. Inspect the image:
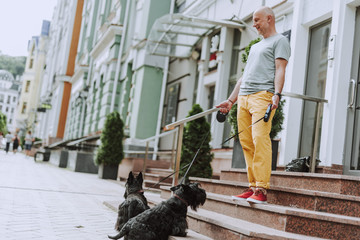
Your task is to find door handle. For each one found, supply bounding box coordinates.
[348,79,357,109]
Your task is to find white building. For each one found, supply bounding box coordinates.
[0,70,21,133]
[18,20,50,134]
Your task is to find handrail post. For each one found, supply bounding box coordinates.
[170,130,176,170]
[143,141,149,174]
[310,102,323,173]
[172,124,184,186]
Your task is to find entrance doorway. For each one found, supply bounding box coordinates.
[344,7,360,175]
[299,21,331,158]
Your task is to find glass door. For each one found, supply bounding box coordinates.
[344,8,360,175]
[299,21,331,158]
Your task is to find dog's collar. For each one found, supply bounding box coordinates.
[174,194,188,206]
[138,190,144,193]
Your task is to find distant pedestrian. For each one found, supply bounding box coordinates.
[25,131,34,156]
[5,132,13,154]
[12,134,20,154]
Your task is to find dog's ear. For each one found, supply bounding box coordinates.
[170,185,181,192]
[137,172,143,182]
[127,171,134,183]
[182,184,192,193]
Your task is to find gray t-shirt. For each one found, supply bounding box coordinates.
[239,34,291,95]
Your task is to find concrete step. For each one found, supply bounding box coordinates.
[159,186,360,239]
[220,169,360,196]
[190,177,360,218]
[168,229,212,240]
[146,167,173,175]
[146,194,324,240]
[144,179,172,189]
[144,173,173,184]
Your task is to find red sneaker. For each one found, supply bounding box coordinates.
[232,188,254,201]
[247,188,267,204]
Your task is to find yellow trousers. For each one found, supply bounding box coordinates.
[237,91,275,189]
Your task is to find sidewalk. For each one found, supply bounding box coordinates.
[0,150,128,240]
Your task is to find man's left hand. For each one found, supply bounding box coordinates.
[271,95,280,110]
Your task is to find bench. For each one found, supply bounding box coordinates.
[34,148,51,162]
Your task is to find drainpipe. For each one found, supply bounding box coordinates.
[110,0,131,112]
[152,0,176,160]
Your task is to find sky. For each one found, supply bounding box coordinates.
[0,0,58,57]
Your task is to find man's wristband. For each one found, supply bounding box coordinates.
[227,99,234,104]
[274,92,281,100]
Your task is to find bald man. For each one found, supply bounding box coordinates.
[216,6,291,204]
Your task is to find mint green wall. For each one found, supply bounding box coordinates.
[120,63,132,121]
[145,0,171,36]
[135,66,163,139]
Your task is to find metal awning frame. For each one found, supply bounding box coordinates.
[147,14,245,59]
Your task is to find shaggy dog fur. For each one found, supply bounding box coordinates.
[114,171,149,239]
[108,182,206,240]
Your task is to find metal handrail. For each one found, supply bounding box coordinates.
[165,107,218,130]
[139,128,177,143]
[282,92,328,173]
[282,92,328,103]
[164,107,218,186]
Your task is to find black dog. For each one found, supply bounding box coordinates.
[108,182,206,240]
[114,171,149,238]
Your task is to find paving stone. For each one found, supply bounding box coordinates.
[0,151,125,240]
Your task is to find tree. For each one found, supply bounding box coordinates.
[95,111,124,166]
[0,112,7,134]
[179,104,213,181]
[0,54,26,78]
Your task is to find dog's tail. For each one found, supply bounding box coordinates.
[108,225,128,239]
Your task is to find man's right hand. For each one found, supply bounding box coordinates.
[215,99,233,113]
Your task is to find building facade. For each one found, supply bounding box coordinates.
[36,0,360,176]
[0,70,21,133]
[17,20,50,133]
[36,0,84,144]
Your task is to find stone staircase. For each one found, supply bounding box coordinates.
[144,167,173,189]
[146,169,360,239]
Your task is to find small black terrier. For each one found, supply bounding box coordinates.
[108,182,206,240]
[114,171,149,237]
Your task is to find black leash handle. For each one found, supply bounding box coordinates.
[222,104,272,144]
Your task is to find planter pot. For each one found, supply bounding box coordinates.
[231,138,279,171]
[231,138,246,169]
[98,163,119,180]
[271,139,280,171]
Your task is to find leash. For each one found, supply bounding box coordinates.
[145,116,217,190]
[222,104,272,144]
[144,104,272,190]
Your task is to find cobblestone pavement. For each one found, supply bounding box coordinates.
[0,150,127,240]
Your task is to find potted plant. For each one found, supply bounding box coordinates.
[228,37,285,170]
[95,111,124,179]
[180,104,213,182]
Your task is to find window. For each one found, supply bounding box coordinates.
[0,105,2,111]
[25,81,31,92]
[12,96,16,102]
[21,102,27,114]
[0,95,4,103]
[11,108,14,113]
[29,59,33,69]
[7,96,10,104]
[5,107,8,112]
[175,0,186,13]
[163,83,180,126]
[9,119,12,124]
